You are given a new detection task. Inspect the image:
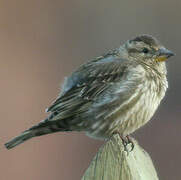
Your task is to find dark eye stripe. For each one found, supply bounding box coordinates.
[128,48,140,53]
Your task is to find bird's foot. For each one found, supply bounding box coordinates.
[121,135,134,152]
[113,132,134,154]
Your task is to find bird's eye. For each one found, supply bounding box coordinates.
[142,48,149,54]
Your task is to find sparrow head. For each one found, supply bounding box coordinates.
[123,34,174,64]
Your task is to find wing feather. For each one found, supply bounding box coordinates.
[45,53,141,129]
[47,58,127,113]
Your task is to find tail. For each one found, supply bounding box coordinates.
[5,130,34,149]
[5,118,70,150]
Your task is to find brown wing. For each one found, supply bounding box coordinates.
[45,54,129,122]
[28,53,141,134]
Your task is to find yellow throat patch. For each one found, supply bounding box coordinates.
[155,56,167,62]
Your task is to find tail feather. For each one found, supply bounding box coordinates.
[5,119,71,150]
[5,130,34,150]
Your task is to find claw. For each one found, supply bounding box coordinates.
[113,131,135,154]
[126,135,134,152]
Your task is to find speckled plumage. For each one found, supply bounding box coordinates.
[5,35,174,149]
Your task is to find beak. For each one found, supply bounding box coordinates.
[156,48,175,62]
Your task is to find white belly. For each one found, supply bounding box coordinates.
[86,67,168,139]
[113,78,167,136]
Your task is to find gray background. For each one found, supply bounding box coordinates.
[0,0,180,180]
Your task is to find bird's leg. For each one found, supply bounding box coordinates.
[120,137,129,153]
[126,135,134,152]
[113,131,134,154]
[121,136,135,155]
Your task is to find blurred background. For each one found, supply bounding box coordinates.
[0,0,180,180]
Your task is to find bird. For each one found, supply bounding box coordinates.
[5,34,174,150]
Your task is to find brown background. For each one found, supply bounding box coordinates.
[0,0,180,180]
